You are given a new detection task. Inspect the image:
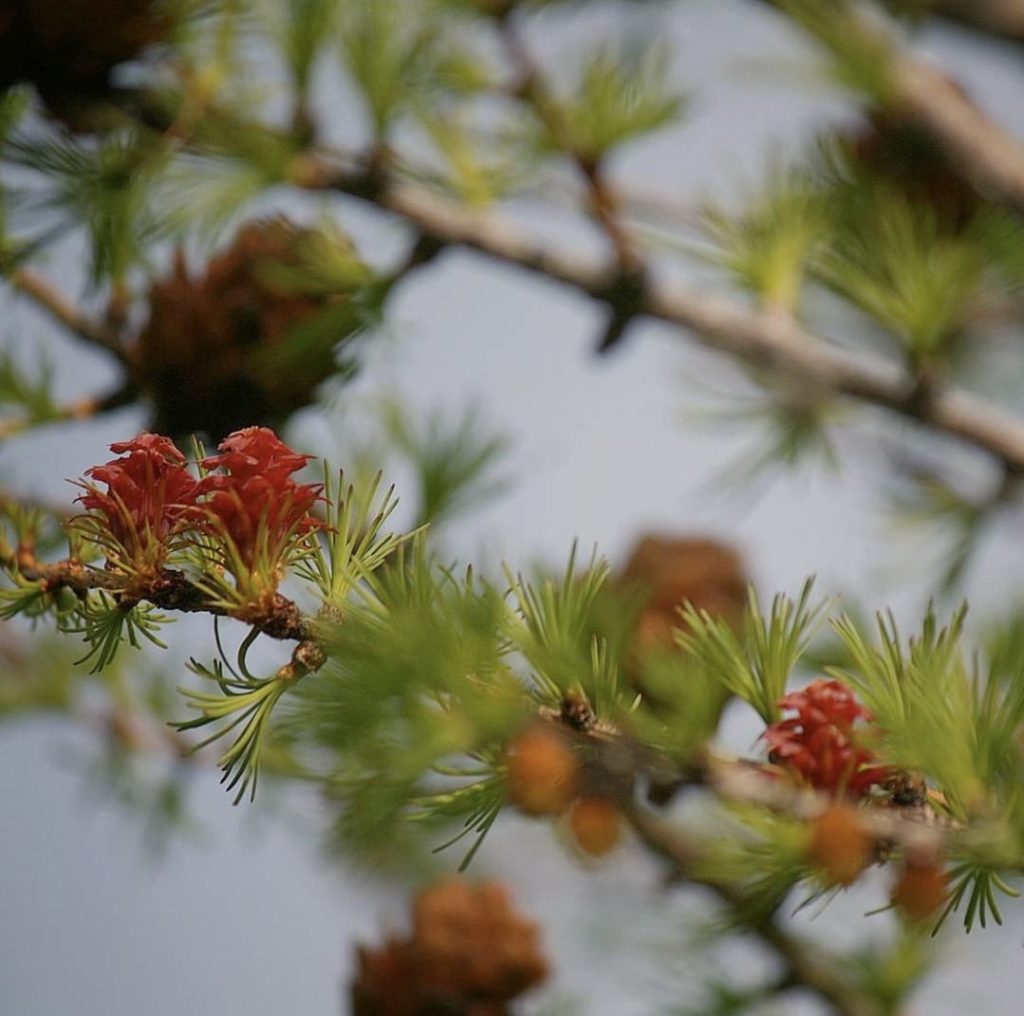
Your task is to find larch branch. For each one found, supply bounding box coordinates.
[766,0,1024,214]
[294,155,1024,473]
[893,58,1024,212]
[1,549,317,646]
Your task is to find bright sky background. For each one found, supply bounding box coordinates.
[3,3,1024,1014]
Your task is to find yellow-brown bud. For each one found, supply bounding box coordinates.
[567,796,622,857]
[504,726,580,817]
[807,803,872,887]
[891,860,949,924]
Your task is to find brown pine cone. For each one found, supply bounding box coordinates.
[621,534,748,655]
[0,0,169,125]
[352,879,549,1016]
[133,218,366,441]
[847,112,979,231]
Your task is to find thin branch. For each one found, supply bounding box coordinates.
[292,154,1024,473]
[558,702,959,859]
[495,14,644,352]
[496,16,639,272]
[0,384,136,442]
[699,750,953,855]
[8,269,128,360]
[3,549,316,646]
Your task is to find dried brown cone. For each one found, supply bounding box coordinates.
[621,534,748,656]
[841,96,981,233]
[352,879,549,1016]
[352,938,428,1016]
[133,218,363,441]
[0,0,170,126]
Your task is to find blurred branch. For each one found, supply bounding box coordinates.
[623,801,879,1016]
[496,16,639,272]
[0,384,136,441]
[926,0,1024,44]
[8,269,128,361]
[0,487,71,521]
[697,749,953,854]
[495,14,648,351]
[559,697,956,859]
[893,59,1024,212]
[767,0,1024,214]
[293,152,1024,473]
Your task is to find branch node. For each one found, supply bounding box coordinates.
[594,265,648,354]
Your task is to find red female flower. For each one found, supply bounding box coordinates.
[762,679,889,798]
[76,433,201,569]
[199,427,323,577]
